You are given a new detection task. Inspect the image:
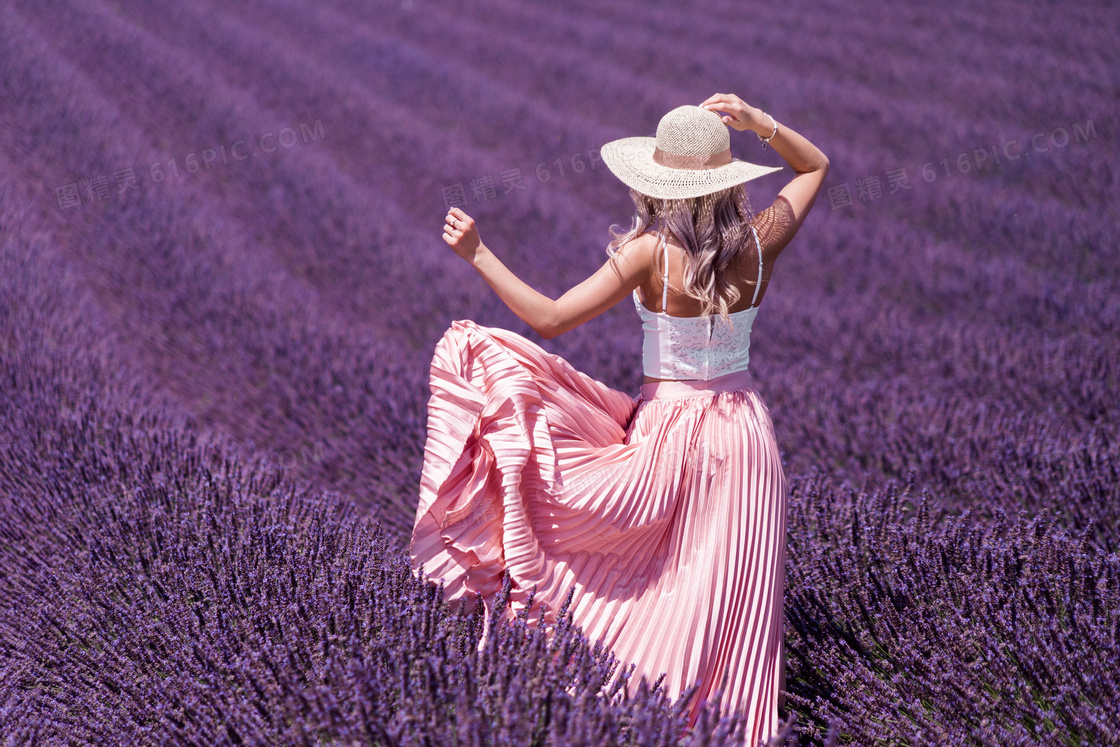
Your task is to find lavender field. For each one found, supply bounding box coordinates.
[1,0,1117,743]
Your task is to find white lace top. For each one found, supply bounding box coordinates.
[632,227,763,381]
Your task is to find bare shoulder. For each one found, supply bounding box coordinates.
[749,195,798,260]
[613,230,659,267]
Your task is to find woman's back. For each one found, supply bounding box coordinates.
[634,196,798,317]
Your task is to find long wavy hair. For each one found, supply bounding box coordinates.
[607,184,758,320]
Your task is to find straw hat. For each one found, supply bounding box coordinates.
[600,105,782,200]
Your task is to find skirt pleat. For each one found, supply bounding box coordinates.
[410,320,787,744]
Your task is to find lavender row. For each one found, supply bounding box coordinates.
[782,474,1119,744]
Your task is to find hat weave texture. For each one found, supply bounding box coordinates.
[601,105,781,200]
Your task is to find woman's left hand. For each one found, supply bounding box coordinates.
[443,207,482,263]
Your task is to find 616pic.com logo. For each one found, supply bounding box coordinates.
[827,118,1098,211]
[52,120,326,211]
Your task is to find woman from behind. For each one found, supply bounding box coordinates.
[411,92,828,744]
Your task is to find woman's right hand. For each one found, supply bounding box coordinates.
[699,93,769,134]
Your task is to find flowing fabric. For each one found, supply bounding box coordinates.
[410,319,787,744]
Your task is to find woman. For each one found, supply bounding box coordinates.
[410,93,828,743]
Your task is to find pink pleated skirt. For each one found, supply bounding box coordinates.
[410,320,787,744]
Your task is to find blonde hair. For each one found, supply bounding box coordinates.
[607,185,759,319]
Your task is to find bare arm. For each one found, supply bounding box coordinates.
[701,93,829,258]
[442,207,654,339]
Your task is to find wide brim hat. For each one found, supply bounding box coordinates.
[600,104,782,200]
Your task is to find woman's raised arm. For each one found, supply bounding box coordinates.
[701,93,829,259]
[443,207,654,339]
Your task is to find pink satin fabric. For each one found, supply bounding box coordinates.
[410,320,787,743]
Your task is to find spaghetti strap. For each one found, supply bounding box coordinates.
[660,233,670,312]
[750,225,763,307]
